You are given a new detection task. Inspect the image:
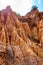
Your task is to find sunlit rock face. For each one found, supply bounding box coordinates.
[0,6,43,65]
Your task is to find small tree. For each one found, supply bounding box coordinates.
[32,5,38,10]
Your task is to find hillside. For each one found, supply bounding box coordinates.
[0,6,43,65]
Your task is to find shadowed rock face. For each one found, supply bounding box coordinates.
[1,6,12,19]
[0,6,43,65]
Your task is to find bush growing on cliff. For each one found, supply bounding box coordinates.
[32,5,38,10]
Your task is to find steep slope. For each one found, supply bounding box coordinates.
[0,6,43,65]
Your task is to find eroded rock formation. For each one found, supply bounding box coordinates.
[0,6,43,65]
